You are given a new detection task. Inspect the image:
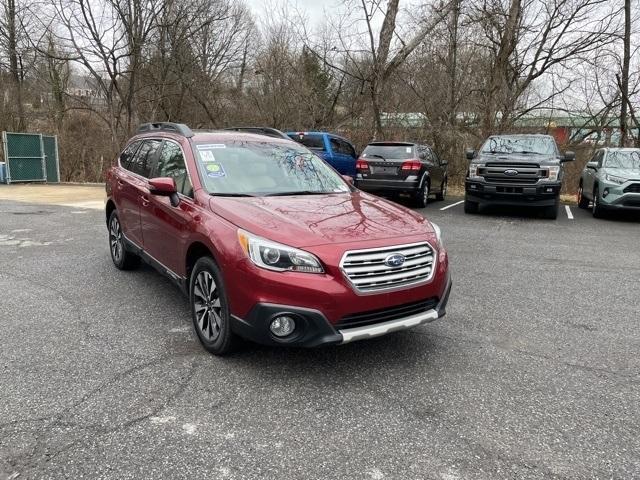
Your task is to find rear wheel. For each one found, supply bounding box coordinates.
[592,186,606,218]
[190,256,239,355]
[435,178,447,201]
[577,183,589,209]
[108,211,140,270]
[414,182,429,208]
[464,198,479,214]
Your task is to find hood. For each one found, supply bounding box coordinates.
[209,191,433,247]
[602,168,640,181]
[476,153,560,165]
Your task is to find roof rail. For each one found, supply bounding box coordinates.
[137,122,194,138]
[223,126,290,140]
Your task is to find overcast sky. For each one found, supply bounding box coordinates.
[243,0,335,24]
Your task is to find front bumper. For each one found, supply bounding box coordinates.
[465,180,561,206]
[599,184,640,210]
[230,276,452,347]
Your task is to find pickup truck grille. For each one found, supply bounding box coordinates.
[340,242,435,292]
[623,183,640,194]
[480,163,545,184]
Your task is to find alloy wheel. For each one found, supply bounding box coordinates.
[193,271,222,341]
[109,217,123,263]
[423,184,429,204]
[442,181,448,197]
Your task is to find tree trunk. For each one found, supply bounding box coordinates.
[620,0,631,147]
[6,0,26,130]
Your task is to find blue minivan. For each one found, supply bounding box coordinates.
[286,132,358,177]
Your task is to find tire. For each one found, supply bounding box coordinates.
[190,256,239,355]
[414,181,429,208]
[108,210,140,270]
[577,182,589,209]
[464,198,479,214]
[435,178,447,201]
[542,200,559,220]
[592,186,606,218]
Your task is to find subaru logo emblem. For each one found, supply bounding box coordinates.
[504,169,519,176]
[385,253,406,267]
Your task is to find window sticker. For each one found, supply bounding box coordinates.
[205,162,226,178]
[197,144,226,150]
[406,147,411,153]
[200,150,216,162]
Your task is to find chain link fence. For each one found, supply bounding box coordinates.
[1,132,60,184]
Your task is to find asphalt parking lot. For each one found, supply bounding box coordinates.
[1,194,639,479]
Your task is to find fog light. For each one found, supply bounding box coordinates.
[270,315,296,337]
[603,188,609,198]
[545,187,554,193]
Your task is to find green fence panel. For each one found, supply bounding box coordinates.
[42,135,60,183]
[2,132,46,183]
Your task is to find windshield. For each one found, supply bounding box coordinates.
[362,144,415,160]
[604,151,640,170]
[193,140,350,196]
[480,136,557,155]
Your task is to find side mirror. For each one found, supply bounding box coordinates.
[441,160,449,167]
[586,161,599,171]
[562,151,575,162]
[342,175,354,185]
[149,177,180,207]
[465,149,476,160]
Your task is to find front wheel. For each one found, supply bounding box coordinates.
[108,211,140,270]
[435,179,447,201]
[464,198,479,214]
[577,183,589,209]
[592,186,606,218]
[190,256,239,355]
[414,182,429,208]
[542,201,559,220]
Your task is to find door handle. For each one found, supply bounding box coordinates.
[117,180,124,188]
[140,195,150,206]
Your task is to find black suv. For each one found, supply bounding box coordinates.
[464,134,575,219]
[355,141,448,208]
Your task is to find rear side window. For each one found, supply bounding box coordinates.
[119,141,141,169]
[128,139,161,178]
[330,138,356,158]
[288,134,326,151]
[155,141,193,197]
[362,144,415,160]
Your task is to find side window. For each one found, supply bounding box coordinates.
[155,141,193,197]
[431,149,442,165]
[129,140,161,178]
[596,151,604,168]
[119,141,141,170]
[337,139,356,158]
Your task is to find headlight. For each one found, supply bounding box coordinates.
[605,174,626,185]
[469,163,482,179]
[237,229,324,273]
[545,166,560,182]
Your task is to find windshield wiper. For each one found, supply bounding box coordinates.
[513,150,542,155]
[210,193,256,197]
[263,191,334,196]
[368,154,387,161]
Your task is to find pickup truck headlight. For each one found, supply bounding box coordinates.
[468,163,482,180]
[237,229,324,273]
[544,166,560,182]
[605,174,626,185]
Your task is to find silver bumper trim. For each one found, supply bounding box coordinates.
[338,308,439,344]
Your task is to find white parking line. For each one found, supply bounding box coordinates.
[565,205,574,220]
[440,200,464,211]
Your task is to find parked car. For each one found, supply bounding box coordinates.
[464,134,575,219]
[223,126,290,139]
[354,141,448,208]
[105,122,451,355]
[286,131,357,177]
[577,148,640,217]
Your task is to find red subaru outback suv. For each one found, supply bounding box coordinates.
[105,123,451,355]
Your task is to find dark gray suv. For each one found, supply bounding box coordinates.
[355,141,448,208]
